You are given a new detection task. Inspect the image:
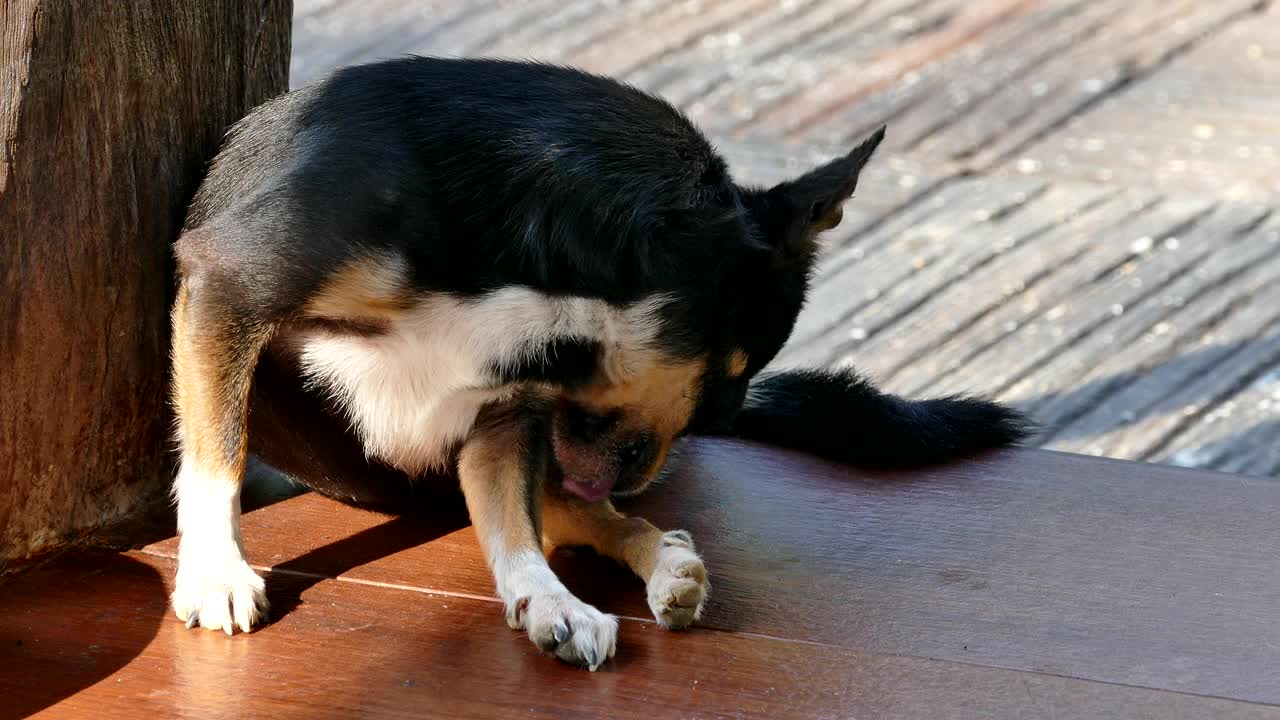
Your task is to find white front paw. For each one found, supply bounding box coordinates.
[172,555,268,635]
[647,530,709,629]
[508,591,617,671]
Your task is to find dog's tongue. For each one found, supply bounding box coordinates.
[554,440,615,502]
[561,473,613,502]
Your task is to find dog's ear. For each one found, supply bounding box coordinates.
[759,126,885,258]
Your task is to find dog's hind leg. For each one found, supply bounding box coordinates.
[541,494,709,630]
[169,250,275,634]
[459,400,618,671]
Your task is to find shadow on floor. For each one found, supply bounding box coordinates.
[264,497,473,624]
[0,551,168,717]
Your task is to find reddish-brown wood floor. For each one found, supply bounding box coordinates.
[4,441,1279,718]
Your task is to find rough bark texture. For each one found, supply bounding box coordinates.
[0,2,292,565]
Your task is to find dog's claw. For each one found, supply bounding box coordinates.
[171,555,267,634]
[520,591,616,671]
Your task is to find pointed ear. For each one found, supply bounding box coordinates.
[767,125,885,249]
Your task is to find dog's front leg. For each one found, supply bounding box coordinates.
[169,281,271,634]
[458,403,617,671]
[542,494,709,629]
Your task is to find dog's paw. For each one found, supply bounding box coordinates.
[172,556,268,635]
[507,591,617,671]
[647,530,708,629]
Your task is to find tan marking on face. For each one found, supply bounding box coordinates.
[725,349,749,378]
[567,352,708,490]
[305,255,412,323]
[573,354,706,438]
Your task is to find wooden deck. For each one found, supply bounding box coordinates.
[289,0,1280,478]
[7,442,1280,718]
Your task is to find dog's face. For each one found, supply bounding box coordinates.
[549,349,750,501]
[548,127,886,501]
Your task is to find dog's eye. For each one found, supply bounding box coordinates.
[566,404,618,441]
[581,413,612,437]
[618,437,655,469]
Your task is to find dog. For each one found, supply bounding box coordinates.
[169,56,1029,671]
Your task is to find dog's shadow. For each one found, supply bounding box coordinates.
[261,494,474,624]
[256,492,657,630]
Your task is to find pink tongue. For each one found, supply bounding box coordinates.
[562,473,613,502]
[554,440,615,502]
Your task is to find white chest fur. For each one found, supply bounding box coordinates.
[295,287,668,474]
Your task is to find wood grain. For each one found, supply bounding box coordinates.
[990,0,1280,201]
[0,1,292,565]
[4,549,1278,720]
[877,192,1211,394]
[141,441,1280,704]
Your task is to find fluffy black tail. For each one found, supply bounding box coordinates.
[724,368,1034,467]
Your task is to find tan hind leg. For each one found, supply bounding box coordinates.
[541,493,709,629]
[170,280,274,634]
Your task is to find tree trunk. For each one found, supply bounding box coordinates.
[0,2,292,565]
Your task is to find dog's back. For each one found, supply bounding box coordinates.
[182,57,736,303]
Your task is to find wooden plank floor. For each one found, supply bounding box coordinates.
[6,443,1280,718]
[287,0,1280,479]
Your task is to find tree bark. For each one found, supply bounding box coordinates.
[0,2,292,565]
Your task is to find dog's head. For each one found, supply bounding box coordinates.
[549,127,886,501]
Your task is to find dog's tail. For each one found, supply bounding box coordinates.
[725,368,1034,467]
